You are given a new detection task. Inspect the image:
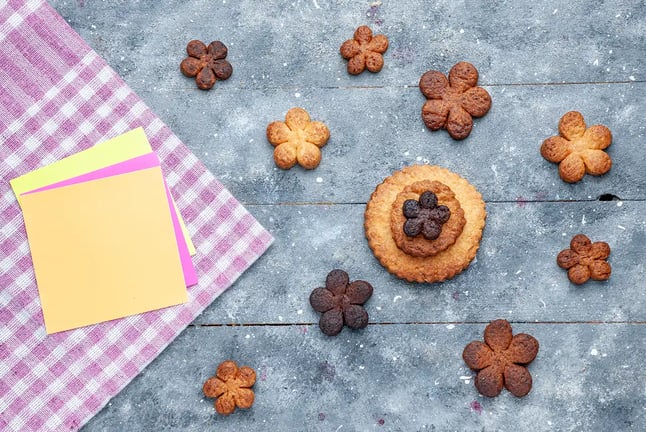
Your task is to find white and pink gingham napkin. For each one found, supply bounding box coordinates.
[0,1,273,430]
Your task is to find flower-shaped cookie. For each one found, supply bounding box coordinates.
[540,111,612,183]
[203,360,256,415]
[309,269,373,336]
[180,40,233,90]
[557,234,611,285]
[403,190,451,240]
[463,319,539,398]
[419,62,492,140]
[390,180,466,258]
[340,25,389,75]
[266,107,330,169]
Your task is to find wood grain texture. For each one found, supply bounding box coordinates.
[138,83,645,204]
[43,0,646,430]
[52,0,645,87]
[82,324,645,432]
[198,201,645,325]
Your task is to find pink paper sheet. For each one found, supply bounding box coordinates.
[24,152,198,287]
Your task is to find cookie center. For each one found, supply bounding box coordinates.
[570,136,591,153]
[403,191,451,240]
[578,255,594,267]
[291,128,308,144]
[390,180,467,258]
[443,86,464,105]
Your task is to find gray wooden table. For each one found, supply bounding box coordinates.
[49,1,645,431]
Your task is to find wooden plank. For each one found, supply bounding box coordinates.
[130,83,646,204]
[51,0,645,88]
[42,1,645,431]
[81,323,646,431]
[193,201,645,325]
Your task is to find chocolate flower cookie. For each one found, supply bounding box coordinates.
[419,62,491,140]
[403,191,451,240]
[540,111,612,183]
[266,107,330,169]
[340,25,389,75]
[203,360,256,415]
[309,269,373,336]
[180,40,233,90]
[557,234,611,284]
[463,320,539,397]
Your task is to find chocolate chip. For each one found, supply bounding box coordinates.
[419,191,438,209]
[403,199,420,218]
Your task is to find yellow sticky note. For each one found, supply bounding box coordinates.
[10,128,196,255]
[20,167,188,334]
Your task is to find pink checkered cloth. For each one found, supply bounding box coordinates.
[0,1,273,430]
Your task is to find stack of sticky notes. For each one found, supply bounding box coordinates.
[10,128,198,334]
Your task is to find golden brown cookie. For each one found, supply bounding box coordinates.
[419,62,491,140]
[266,107,330,170]
[540,111,612,183]
[463,319,539,398]
[365,165,486,283]
[203,360,256,415]
[390,180,466,257]
[340,25,389,75]
[556,234,611,284]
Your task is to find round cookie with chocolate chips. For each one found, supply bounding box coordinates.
[364,165,486,283]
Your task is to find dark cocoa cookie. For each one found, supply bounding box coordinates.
[203,360,256,415]
[557,234,611,284]
[180,40,232,90]
[419,62,491,140]
[463,319,539,397]
[340,25,389,75]
[390,180,466,258]
[309,269,373,336]
[540,111,612,183]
